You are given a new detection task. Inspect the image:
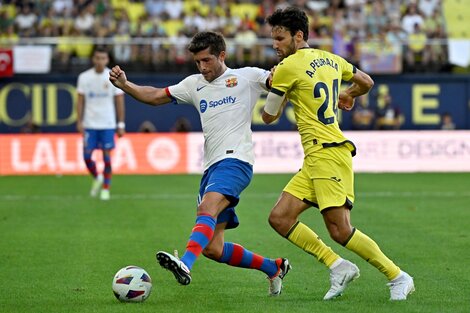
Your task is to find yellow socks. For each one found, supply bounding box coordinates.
[287,222,340,267]
[345,228,400,280]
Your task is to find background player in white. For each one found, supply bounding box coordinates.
[77,47,125,201]
[109,31,290,295]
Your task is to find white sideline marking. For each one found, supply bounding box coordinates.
[0,191,469,201]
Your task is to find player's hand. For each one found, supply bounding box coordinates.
[338,91,355,111]
[109,65,127,89]
[117,127,125,138]
[76,120,84,134]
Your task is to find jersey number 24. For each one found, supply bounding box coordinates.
[314,79,338,125]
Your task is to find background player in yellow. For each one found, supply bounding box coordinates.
[262,7,415,301]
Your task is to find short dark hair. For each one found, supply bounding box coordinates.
[92,46,109,56]
[266,7,309,41]
[188,31,226,56]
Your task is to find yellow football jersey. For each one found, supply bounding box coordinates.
[271,48,357,156]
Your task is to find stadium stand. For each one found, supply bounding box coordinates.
[0,0,455,73]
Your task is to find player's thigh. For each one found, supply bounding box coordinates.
[199,158,253,209]
[199,191,231,216]
[84,129,99,151]
[308,146,354,212]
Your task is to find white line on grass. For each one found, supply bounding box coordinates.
[0,191,469,201]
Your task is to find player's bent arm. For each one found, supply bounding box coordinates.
[120,81,171,106]
[344,69,374,98]
[262,92,286,124]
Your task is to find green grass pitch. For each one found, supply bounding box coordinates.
[1,173,469,313]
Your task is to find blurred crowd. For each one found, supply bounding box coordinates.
[0,0,449,73]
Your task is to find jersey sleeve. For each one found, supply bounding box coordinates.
[167,75,196,105]
[270,62,296,97]
[112,83,124,96]
[336,55,356,82]
[240,67,271,91]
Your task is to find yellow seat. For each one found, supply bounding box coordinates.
[161,19,184,37]
[128,2,146,23]
[229,3,259,20]
[443,0,470,38]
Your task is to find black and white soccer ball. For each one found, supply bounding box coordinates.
[112,266,152,302]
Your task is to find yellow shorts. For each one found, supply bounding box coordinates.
[284,145,355,212]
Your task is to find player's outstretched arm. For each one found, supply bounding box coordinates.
[339,69,374,111]
[109,65,171,106]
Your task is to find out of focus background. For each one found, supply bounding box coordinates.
[0,0,469,174]
[1,2,470,312]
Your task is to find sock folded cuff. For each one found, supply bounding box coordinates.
[343,227,357,247]
[285,221,300,238]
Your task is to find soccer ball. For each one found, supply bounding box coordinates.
[112,266,152,302]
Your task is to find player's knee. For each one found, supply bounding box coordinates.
[328,226,352,244]
[202,245,222,260]
[196,202,217,217]
[268,210,290,235]
[196,203,210,215]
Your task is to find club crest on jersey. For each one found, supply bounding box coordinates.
[225,77,238,88]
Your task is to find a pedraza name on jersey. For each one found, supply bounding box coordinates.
[305,58,339,78]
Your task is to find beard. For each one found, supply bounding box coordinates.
[278,39,297,61]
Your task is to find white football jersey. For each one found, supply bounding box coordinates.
[77,67,124,129]
[167,67,269,170]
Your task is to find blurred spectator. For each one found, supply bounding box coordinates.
[3,0,451,74]
[440,112,456,130]
[405,22,429,72]
[168,30,189,65]
[401,3,424,35]
[365,0,388,36]
[418,0,441,18]
[171,117,192,132]
[384,0,402,25]
[385,21,407,54]
[375,93,402,130]
[20,113,41,134]
[52,0,74,16]
[164,0,183,19]
[234,21,259,66]
[74,6,95,34]
[15,4,38,37]
[145,0,165,17]
[184,8,206,33]
[428,24,447,71]
[351,96,375,130]
[56,24,74,68]
[94,7,116,38]
[219,7,241,37]
[113,26,132,64]
[139,120,157,133]
[0,25,19,47]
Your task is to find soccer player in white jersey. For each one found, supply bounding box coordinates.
[77,47,125,201]
[109,32,290,295]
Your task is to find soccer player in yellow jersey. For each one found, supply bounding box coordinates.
[262,7,415,301]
